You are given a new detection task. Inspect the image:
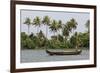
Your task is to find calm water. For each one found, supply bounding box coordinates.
[21,49,89,63]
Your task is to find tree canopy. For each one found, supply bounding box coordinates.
[21,16,89,49]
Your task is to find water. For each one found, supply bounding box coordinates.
[21,49,89,63]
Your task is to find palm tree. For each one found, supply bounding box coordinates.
[33,16,41,34]
[49,20,58,37]
[56,20,62,41]
[42,16,51,38]
[67,18,78,33]
[62,18,77,48]
[23,17,31,34]
[62,24,69,47]
[57,20,62,34]
[85,20,90,33]
[67,18,78,48]
[74,32,78,49]
[85,20,90,48]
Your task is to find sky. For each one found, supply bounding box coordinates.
[21,9,90,39]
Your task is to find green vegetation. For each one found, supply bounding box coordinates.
[21,16,89,49]
[23,18,31,34]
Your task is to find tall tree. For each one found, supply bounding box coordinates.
[62,18,78,48]
[49,20,58,37]
[23,17,31,34]
[67,18,78,47]
[67,18,78,33]
[57,20,62,34]
[62,24,69,47]
[85,20,90,33]
[33,16,41,34]
[57,20,62,41]
[74,32,78,49]
[42,16,51,38]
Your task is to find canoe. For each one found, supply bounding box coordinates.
[46,49,82,55]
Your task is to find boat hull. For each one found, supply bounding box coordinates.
[46,49,82,55]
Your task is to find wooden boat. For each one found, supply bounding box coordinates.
[46,49,82,55]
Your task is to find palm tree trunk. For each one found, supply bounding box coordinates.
[37,26,38,34]
[76,32,78,49]
[65,36,67,48]
[54,32,56,39]
[46,25,48,49]
[54,32,55,37]
[28,25,29,35]
[57,30,60,41]
[46,26,48,39]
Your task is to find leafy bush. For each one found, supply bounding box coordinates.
[21,32,35,49]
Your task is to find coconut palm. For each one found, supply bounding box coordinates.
[67,18,78,33]
[42,16,51,38]
[84,20,90,48]
[57,20,62,34]
[74,32,78,49]
[66,18,78,48]
[23,17,31,34]
[33,16,41,34]
[49,20,58,37]
[62,24,69,47]
[56,20,62,41]
[85,20,90,33]
[71,19,78,48]
[62,18,77,48]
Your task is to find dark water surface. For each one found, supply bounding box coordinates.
[21,49,89,63]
